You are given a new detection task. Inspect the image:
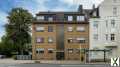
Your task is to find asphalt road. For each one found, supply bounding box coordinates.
[0,64,111,67]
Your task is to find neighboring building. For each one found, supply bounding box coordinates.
[89,0,120,61]
[32,11,89,62]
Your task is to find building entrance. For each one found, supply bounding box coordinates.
[56,52,64,60]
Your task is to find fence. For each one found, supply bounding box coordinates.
[16,55,32,60]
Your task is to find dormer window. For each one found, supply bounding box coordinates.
[77,16,85,21]
[36,16,44,20]
[48,17,53,21]
[68,16,73,21]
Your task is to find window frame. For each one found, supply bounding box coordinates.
[36,37,44,43]
[67,26,73,32]
[48,26,53,32]
[36,16,44,20]
[36,26,45,32]
[36,48,44,54]
[77,16,85,21]
[76,26,85,32]
[111,34,115,41]
[68,16,73,21]
[76,37,86,43]
[48,37,54,43]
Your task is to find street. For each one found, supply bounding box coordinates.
[0,64,111,67]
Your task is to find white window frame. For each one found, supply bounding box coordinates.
[48,37,53,43]
[105,34,108,40]
[36,16,44,20]
[48,17,53,21]
[36,48,44,54]
[77,16,85,21]
[111,34,115,41]
[76,37,86,43]
[76,26,85,32]
[113,7,117,15]
[93,21,99,28]
[67,26,73,32]
[68,16,73,21]
[111,20,115,27]
[68,49,73,53]
[93,34,98,40]
[48,48,54,53]
[36,26,44,32]
[36,37,44,43]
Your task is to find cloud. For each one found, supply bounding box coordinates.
[59,0,104,9]
[0,0,104,41]
[0,11,8,23]
[0,10,8,41]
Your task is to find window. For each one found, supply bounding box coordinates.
[77,16,85,21]
[67,26,73,32]
[111,20,115,27]
[106,20,108,27]
[75,49,80,53]
[48,17,53,21]
[68,49,73,53]
[76,37,86,43]
[36,16,44,20]
[68,38,74,43]
[36,37,44,43]
[76,26,85,32]
[93,34,98,40]
[113,7,117,15]
[36,48,44,54]
[105,34,108,40]
[48,26,53,32]
[111,34,115,41]
[68,16,73,21]
[48,48,54,53]
[93,21,98,28]
[48,37,53,43]
[108,50,112,55]
[36,26,44,32]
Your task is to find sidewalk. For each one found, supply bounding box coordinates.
[0,59,34,64]
[0,59,110,64]
[35,60,110,64]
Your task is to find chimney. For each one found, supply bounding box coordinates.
[92,4,95,10]
[78,5,83,13]
[96,7,100,17]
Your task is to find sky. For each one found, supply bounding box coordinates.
[0,0,103,41]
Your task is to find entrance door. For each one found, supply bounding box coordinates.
[56,52,64,60]
[80,54,85,62]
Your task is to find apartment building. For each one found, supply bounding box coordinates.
[32,11,89,62]
[89,0,120,61]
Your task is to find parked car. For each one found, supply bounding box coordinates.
[0,55,6,59]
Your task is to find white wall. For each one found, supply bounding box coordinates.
[99,0,120,17]
[89,0,120,60]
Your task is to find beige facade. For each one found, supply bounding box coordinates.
[32,12,89,62]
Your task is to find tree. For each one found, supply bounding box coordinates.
[0,35,14,56]
[6,8,33,54]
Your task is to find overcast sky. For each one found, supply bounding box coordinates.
[0,0,104,41]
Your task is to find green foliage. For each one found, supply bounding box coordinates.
[0,35,14,56]
[0,8,33,56]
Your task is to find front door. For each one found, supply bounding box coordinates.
[56,52,64,60]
